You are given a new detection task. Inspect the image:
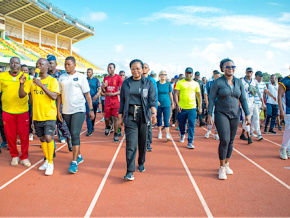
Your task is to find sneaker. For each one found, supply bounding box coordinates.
[0,141,7,148]
[146,145,153,152]
[86,131,92,137]
[269,129,276,134]
[123,172,134,181]
[101,118,105,122]
[105,126,113,136]
[113,134,119,143]
[280,148,288,160]
[67,138,72,152]
[213,134,219,140]
[205,130,211,138]
[187,143,195,149]
[257,135,263,141]
[77,155,84,164]
[225,163,233,175]
[158,132,162,139]
[199,122,206,127]
[180,135,185,143]
[218,166,227,180]
[287,150,290,159]
[39,160,48,171]
[68,162,78,174]
[138,164,145,172]
[278,126,282,131]
[20,158,31,167]
[29,133,34,141]
[240,134,248,141]
[118,132,123,137]
[11,157,19,166]
[60,139,66,143]
[248,137,253,144]
[45,163,54,176]
[171,124,175,127]
[250,132,258,137]
[166,134,171,142]
[264,127,268,133]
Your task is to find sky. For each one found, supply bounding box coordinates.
[49,0,290,79]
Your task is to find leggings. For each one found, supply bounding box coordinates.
[215,112,239,160]
[63,112,85,146]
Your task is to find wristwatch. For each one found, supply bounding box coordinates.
[90,108,94,111]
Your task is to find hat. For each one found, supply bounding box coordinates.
[213,70,220,75]
[255,71,263,77]
[174,75,179,79]
[246,67,253,72]
[47,55,56,61]
[150,71,156,76]
[195,71,200,76]
[185,67,193,73]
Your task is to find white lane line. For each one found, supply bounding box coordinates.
[79,140,115,143]
[201,127,290,190]
[84,136,125,218]
[0,120,102,191]
[171,138,213,218]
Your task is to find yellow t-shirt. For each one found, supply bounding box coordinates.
[175,79,200,109]
[26,75,59,121]
[0,71,31,114]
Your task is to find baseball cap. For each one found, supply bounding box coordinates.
[246,67,253,72]
[174,75,179,79]
[195,71,200,76]
[185,67,193,73]
[255,71,263,77]
[150,71,156,76]
[213,70,220,75]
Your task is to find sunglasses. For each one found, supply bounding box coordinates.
[225,66,236,69]
[160,74,167,76]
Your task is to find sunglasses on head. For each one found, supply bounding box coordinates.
[225,66,236,69]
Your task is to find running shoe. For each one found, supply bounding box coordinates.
[60,139,66,143]
[218,166,227,180]
[278,126,282,131]
[29,133,34,141]
[250,132,258,138]
[118,128,123,137]
[45,163,54,176]
[248,137,253,144]
[213,134,219,140]
[113,134,119,143]
[86,131,92,137]
[123,172,134,181]
[158,132,162,139]
[268,129,276,134]
[280,148,288,160]
[39,160,48,171]
[20,158,31,167]
[67,137,72,152]
[180,135,185,143]
[105,125,113,136]
[225,163,233,175]
[138,164,145,172]
[240,134,248,141]
[68,162,78,174]
[166,134,171,142]
[257,135,263,141]
[146,145,153,152]
[77,155,84,164]
[171,124,175,127]
[186,143,195,149]
[0,141,7,148]
[101,118,105,122]
[11,157,19,166]
[205,130,211,138]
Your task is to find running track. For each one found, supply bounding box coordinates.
[0,113,289,217]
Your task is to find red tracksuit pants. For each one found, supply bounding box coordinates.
[2,111,29,160]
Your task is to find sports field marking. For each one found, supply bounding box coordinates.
[171,138,213,218]
[84,136,125,218]
[79,140,115,143]
[0,120,101,191]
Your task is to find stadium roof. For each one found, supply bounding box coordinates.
[0,0,95,41]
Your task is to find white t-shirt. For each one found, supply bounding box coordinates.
[254,80,266,105]
[59,72,90,114]
[266,83,278,105]
[242,77,258,108]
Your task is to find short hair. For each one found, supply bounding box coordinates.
[108,63,115,68]
[159,70,167,76]
[271,74,276,77]
[220,58,234,72]
[87,68,93,72]
[143,63,149,68]
[119,70,125,75]
[129,59,144,69]
[10,57,20,64]
[65,56,76,64]
[21,64,28,68]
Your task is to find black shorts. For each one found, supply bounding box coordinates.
[34,120,56,137]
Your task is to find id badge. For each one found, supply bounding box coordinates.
[143,89,148,97]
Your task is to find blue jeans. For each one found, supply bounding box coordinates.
[178,108,197,143]
[265,103,278,130]
[86,100,98,132]
[157,107,170,127]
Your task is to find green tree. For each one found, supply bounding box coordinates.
[275,73,283,79]
[263,72,270,83]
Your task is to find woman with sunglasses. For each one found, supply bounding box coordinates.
[156,71,174,141]
[208,58,250,180]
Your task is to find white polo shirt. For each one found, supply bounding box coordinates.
[266,83,278,105]
[59,72,90,114]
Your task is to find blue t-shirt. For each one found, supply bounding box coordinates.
[280,76,290,114]
[87,77,100,98]
[157,81,172,107]
[147,75,158,109]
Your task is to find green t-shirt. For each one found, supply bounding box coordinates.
[175,79,200,109]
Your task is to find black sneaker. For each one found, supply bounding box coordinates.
[86,131,92,137]
[146,145,153,152]
[67,138,72,152]
[118,132,123,137]
[105,126,112,136]
[278,126,282,131]
[123,172,134,181]
[269,129,276,134]
[248,137,253,144]
[138,164,145,172]
[240,134,248,141]
[200,122,206,127]
[113,134,119,143]
[264,127,268,133]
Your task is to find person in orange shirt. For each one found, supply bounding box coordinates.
[0,57,31,166]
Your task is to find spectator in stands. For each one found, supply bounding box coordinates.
[47,55,72,151]
[19,58,59,176]
[0,65,8,151]
[264,74,279,134]
[143,63,158,152]
[86,68,101,136]
[157,70,174,141]
[208,58,250,180]
[194,71,206,126]
[0,57,31,167]
[29,68,35,78]
[57,56,94,174]
[21,64,29,74]
[102,63,123,142]
[119,70,126,81]
[174,67,202,149]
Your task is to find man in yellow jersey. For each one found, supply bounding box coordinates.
[19,58,59,175]
[0,57,31,166]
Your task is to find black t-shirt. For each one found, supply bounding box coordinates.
[129,79,142,105]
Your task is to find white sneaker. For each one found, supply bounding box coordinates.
[225,162,233,175]
[280,148,288,160]
[29,133,34,141]
[187,143,195,149]
[158,132,162,139]
[45,163,54,176]
[166,134,171,141]
[20,158,31,167]
[205,130,211,138]
[39,160,48,171]
[214,134,219,140]
[250,132,258,137]
[218,166,227,180]
[257,135,263,141]
[11,157,19,166]
[171,124,175,127]
[179,135,185,143]
[60,139,66,143]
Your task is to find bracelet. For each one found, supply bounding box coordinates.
[90,108,94,111]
